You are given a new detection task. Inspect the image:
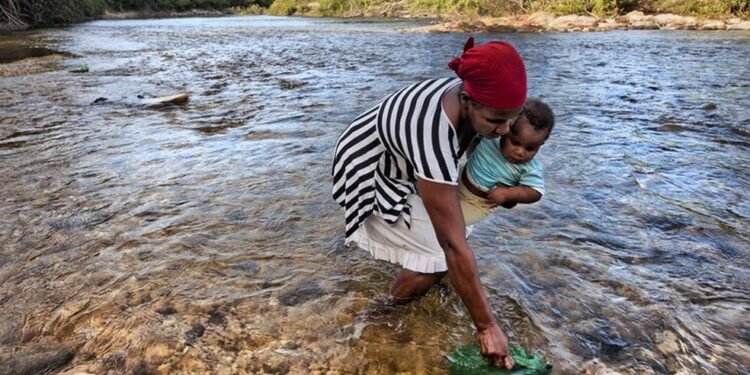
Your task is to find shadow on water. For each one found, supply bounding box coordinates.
[0,17,749,374]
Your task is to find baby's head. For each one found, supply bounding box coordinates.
[500,99,555,163]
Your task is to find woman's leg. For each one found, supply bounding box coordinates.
[390,269,447,301]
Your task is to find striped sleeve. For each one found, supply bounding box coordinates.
[409,80,460,185]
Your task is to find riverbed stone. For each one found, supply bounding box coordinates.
[615,11,656,29]
[701,20,726,30]
[483,18,523,33]
[185,323,206,345]
[654,14,698,29]
[596,20,622,31]
[727,21,750,30]
[155,304,177,315]
[619,10,647,23]
[726,18,742,24]
[57,365,96,375]
[629,20,658,29]
[550,15,598,31]
[654,330,680,354]
[0,314,21,345]
[581,358,622,374]
[278,280,325,306]
[526,12,555,28]
[0,344,76,375]
[231,260,260,274]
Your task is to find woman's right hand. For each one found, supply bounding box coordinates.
[477,323,514,370]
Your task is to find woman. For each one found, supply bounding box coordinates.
[332,37,526,370]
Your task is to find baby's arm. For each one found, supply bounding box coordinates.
[486,185,542,207]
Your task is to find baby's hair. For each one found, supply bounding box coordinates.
[523,99,555,138]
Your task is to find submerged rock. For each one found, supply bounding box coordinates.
[654,330,681,355]
[0,314,21,345]
[155,304,178,315]
[185,323,206,345]
[232,260,260,274]
[0,345,75,375]
[69,64,89,73]
[278,280,325,306]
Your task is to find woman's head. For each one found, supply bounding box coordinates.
[450,37,527,138]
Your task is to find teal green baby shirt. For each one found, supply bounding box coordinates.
[466,137,545,195]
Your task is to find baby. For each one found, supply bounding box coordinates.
[459,99,555,225]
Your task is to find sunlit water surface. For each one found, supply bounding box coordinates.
[1,16,749,374]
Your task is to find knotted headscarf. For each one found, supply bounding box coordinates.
[448,37,527,109]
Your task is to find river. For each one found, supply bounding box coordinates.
[0,16,748,374]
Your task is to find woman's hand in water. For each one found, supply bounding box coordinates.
[477,323,515,370]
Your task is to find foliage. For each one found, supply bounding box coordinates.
[408,0,510,17]
[267,0,307,15]
[318,0,349,15]
[237,3,267,14]
[527,0,641,16]
[31,0,109,25]
[2,0,748,29]
[649,0,750,16]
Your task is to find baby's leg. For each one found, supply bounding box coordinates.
[460,199,491,225]
[458,180,495,225]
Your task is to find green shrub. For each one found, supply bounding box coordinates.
[409,0,508,17]
[238,3,267,13]
[3,0,749,28]
[647,0,749,16]
[319,0,348,15]
[268,0,306,15]
[527,0,648,16]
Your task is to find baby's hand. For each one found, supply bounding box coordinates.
[487,186,509,206]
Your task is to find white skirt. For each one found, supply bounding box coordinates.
[346,194,472,274]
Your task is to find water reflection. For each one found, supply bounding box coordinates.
[0,17,748,373]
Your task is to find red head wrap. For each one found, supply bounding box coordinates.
[448,37,527,109]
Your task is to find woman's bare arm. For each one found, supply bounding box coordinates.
[417,177,513,369]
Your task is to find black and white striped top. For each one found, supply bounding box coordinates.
[332,78,468,239]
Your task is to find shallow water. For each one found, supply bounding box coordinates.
[0,16,749,374]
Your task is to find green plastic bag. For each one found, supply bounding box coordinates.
[446,344,553,375]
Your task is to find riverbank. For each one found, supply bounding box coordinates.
[408,11,750,33]
[3,6,750,33]
[58,9,750,33]
[99,9,229,20]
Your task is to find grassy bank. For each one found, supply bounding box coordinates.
[1,0,748,30]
